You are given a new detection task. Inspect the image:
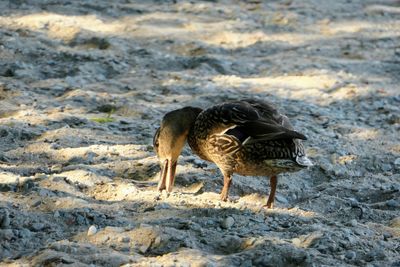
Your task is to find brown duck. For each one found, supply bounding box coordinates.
[153,99,312,208]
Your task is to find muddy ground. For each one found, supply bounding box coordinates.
[0,0,399,266]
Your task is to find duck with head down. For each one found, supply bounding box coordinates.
[153,99,312,208]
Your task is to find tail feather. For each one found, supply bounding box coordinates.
[296,155,313,167]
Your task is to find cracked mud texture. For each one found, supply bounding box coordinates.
[0,0,399,266]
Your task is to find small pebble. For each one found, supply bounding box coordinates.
[394,158,400,167]
[383,232,392,240]
[54,211,60,218]
[139,243,150,254]
[221,216,235,229]
[51,164,63,173]
[119,246,130,252]
[51,143,61,150]
[87,225,97,236]
[275,194,288,204]
[119,236,130,243]
[30,222,45,232]
[345,250,356,260]
[31,199,42,207]
[34,173,48,180]
[189,222,201,231]
[155,202,172,210]
[38,189,49,197]
[153,236,161,247]
[350,219,357,227]
[281,221,291,228]
[354,228,364,236]
[51,176,64,182]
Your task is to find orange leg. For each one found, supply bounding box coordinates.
[157,160,168,191]
[265,175,277,209]
[166,161,177,193]
[220,173,232,201]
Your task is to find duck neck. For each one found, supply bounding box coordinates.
[177,106,202,143]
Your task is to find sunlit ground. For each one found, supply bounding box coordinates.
[0,0,399,266]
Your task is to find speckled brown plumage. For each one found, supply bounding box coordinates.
[154,99,312,208]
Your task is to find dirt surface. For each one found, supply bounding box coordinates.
[0,0,400,266]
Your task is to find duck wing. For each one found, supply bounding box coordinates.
[218,100,306,142]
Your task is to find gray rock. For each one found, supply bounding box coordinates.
[381,164,392,172]
[386,199,400,208]
[189,221,202,231]
[0,209,10,228]
[119,236,130,243]
[206,219,215,226]
[18,228,32,239]
[119,246,130,252]
[383,232,392,240]
[281,220,291,228]
[75,214,88,225]
[38,188,52,197]
[193,159,207,168]
[30,222,45,232]
[365,248,386,262]
[85,151,98,163]
[349,198,359,207]
[0,183,15,192]
[354,228,366,236]
[275,194,289,204]
[219,235,242,253]
[139,243,150,254]
[221,216,235,229]
[0,229,14,241]
[154,202,172,210]
[51,143,61,150]
[31,199,42,207]
[394,158,400,167]
[345,250,356,260]
[0,248,11,260]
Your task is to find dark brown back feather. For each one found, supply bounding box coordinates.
[214,99,307,141]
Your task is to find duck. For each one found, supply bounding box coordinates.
[153,99,312,208]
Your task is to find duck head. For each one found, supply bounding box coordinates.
[153,106,203,193]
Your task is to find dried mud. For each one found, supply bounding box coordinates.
[0,0,399,266]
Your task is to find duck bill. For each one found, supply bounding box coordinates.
[157,159,177,193]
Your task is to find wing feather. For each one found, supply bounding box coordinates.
[215,100,306,142]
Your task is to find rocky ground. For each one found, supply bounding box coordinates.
[0,0,399,266]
